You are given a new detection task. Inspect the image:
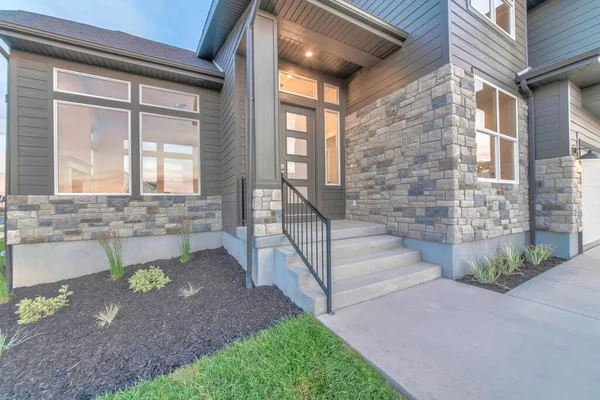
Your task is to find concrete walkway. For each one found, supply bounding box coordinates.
[319,250,600,400]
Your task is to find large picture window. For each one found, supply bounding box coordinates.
[55,101,131,194]
[475,77,518,183]
[470,0,515,39]
[140,113,200,194]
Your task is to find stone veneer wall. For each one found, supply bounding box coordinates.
[535,156,582,233]
[252,189,282,236]
[6,195,222,245]
[345,64,529,244]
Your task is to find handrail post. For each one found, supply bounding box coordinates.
[326,217,333,315]
[281,173,285,232]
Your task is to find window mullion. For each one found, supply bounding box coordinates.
[490,0,496,22]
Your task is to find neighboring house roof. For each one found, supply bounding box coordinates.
[0,10,221,75]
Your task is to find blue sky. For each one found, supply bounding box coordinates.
[0,0,214,192]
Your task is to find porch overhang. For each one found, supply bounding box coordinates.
[198,0,408,78]
[0,22,225,90]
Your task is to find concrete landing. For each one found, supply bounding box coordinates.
[319,278,600,400]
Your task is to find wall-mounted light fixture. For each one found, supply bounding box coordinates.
[305,51,313,57]
[572,132,600,160]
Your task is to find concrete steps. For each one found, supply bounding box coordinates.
[273,222,442,315]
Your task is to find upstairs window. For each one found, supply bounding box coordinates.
[471,0,515,39]
[475,77,518,183]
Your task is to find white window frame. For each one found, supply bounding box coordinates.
[470,0,515,40]
[53,100,132,195]
[139,84,200,114]
[139,111,201,196]
[278,70,318,100]
[324,109,341,186]
[475,76,519,184]
[53,68,131,103]
[324,83,340,105]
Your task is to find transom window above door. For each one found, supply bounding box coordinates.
[279,71,317,99]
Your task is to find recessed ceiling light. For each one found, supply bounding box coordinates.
[286,74,292,79]
[305,51,313,57]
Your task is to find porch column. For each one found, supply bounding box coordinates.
[252,12,279,188]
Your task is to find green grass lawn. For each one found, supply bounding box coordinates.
[101,313,402,400]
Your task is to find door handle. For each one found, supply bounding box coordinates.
[280,163,285,173]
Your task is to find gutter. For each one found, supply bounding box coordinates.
[0,22,225,83]
[516,49,600,87]
[519,79,536,247]
[0,45,10,290]
[244,0,260,289]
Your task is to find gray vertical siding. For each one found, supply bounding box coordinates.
[532,81,570,159]
[346,0,446,114]
[569,81,600,152]
[215,7,249,235]
[450,0,528,93]
[528,0,600,68]
[9,50,221,196]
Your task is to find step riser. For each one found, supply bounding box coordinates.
[284,236,404,266]
[312,267,442,315]
[297,251,423,288]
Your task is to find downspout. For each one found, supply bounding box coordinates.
[0,44,10,290]
[244,0,259,289]
[519,79,536,246]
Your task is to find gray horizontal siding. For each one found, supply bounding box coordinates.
[9,50,221,196]
[346,0,445,114]
[532,81,569,159]
[528,0,600,68]
[569,81,600,152]
[215,7,249,235]
[450,0,528,94]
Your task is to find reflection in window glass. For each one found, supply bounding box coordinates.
[476,132,495,179]
[495,0,512,36]
[56,102,130,193]
[286,137,307,156]
[286,112,308,132]
[287,162,308,180]
[141,114,199,194]
[475,80,497,132]
[472,0,491,17]
[499,91,516,138]
[55,69,129,101]
[279,71,317,99]
[500,138,515,181]
[324,84,339,104]
[325,110,340,185]
[141,85,198,112]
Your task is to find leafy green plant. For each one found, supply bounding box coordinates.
[129,267,171,293]
[99,229,124,280]
[0,327,36,359]
[179,282,202,298]
[0,264,10,304]
[96,303,121,328]
[179,220,192,263]
[467,257,502,284]
[498,243,523,275]
[15,285,73,324]
[524,244,554,265]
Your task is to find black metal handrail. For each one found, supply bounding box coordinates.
[281,174,332,314]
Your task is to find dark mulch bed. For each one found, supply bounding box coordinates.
[457,256,565,294]
[0,247,302,400]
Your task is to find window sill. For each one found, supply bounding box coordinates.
[477,178,519,185]
[465,3,517,48]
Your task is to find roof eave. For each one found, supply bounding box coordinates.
[516,51,600,87]
[0,20,224,82]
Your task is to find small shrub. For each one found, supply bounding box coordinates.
[524,244,554,265]
[96,303,120,328]
[179,282,202,298]
[129,267,171,293]
[0,264,9,304]
[99,229,124,280]
[0,327,36,359]
[467,257,502,284]
[179,220,192,263]
[15,285,73,324]
[498,243,523,275]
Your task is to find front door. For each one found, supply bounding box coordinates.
[280,104,315,202]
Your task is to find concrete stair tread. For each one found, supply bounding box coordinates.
[279,234,404,259]
[289,247,420,271]
[302,262,441,300]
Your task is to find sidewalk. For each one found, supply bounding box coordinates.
[319,274,600,399]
